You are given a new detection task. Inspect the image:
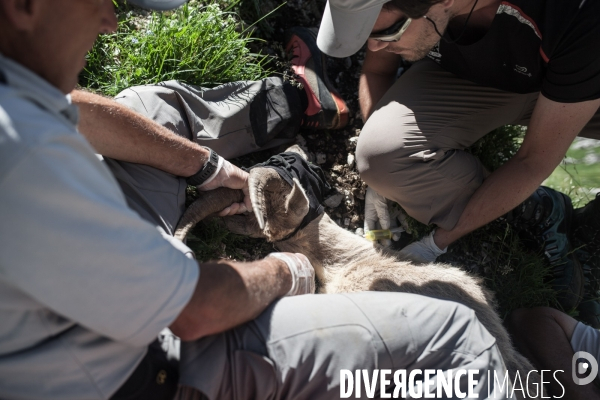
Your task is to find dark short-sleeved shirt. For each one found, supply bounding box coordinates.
[427,0,600,103]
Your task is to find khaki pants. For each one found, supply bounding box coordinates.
[356,58,600,230]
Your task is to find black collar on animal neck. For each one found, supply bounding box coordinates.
[248,152,333,239]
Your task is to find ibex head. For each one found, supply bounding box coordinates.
[174,145,313,243]
[224,168,310,242]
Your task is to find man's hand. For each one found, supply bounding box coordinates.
[365,186,392,246]
[398,231,447,263]
[364,187,403,245]
[170,253,314,340]
[197,158,252,216]
[267,253,315,296]
[364,186,391,232]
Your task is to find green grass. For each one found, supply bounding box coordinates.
[183,186,274,261]
[79,1,272,96]
[185,219,274,261]
[543,138,600,207]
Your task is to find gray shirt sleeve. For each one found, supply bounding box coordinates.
[0,133,199,347]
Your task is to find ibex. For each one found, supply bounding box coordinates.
[175,146,541,398]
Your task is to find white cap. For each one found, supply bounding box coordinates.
[317,0,389,58]
[127,0,187,10]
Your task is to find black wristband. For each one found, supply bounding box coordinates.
[186,147,219,187]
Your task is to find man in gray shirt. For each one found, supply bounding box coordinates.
[0,0,511,399]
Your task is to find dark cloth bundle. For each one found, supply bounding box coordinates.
[248,152,332,232]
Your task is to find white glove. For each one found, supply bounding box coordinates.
[364,187,403,245]
[397,231,447,263]
[267,252,316,296]
[197,156,252,216]
[364,186,390,231]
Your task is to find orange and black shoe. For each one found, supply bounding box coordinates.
[285,27,349,130]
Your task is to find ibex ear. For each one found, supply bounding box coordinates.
[261,178,310,242]
[284,178,310,225]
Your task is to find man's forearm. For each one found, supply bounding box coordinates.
[359,72,397,121]
[358,49,400,121]
[433,155,553,249]
[433,96,600,249]
[72,90,207,177]
[170,257,292,341]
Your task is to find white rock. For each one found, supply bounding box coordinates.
[355,228,365,236]
[347,153,355,167]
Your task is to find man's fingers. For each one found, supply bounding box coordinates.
[365,186,391,231]
[375,206,390,230]
[365,218,378,231]
[217,205,233,217]
[218,202,249,216]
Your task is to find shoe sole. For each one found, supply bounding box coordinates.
[285,27,349,130]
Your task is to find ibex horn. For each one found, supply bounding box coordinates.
[248,168,283,230]
[174,187,244,241]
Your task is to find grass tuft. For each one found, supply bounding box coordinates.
[466,125,525,172]
[185,218,274,262]
[80,1,272,96]
[183,186,274,262]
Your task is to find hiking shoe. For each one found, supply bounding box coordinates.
[573,194,600,327]
[285,27,349,130]
[506,186,584,311]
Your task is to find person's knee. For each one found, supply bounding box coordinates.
[509,307,576,340]
[356,139,389,188]
[356,122,409,188]
[510,307,554,327]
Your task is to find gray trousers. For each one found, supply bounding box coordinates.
[178,292,511,400]
[104,78,511,400]
[105,77,301,236]
[356,58,600,231]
